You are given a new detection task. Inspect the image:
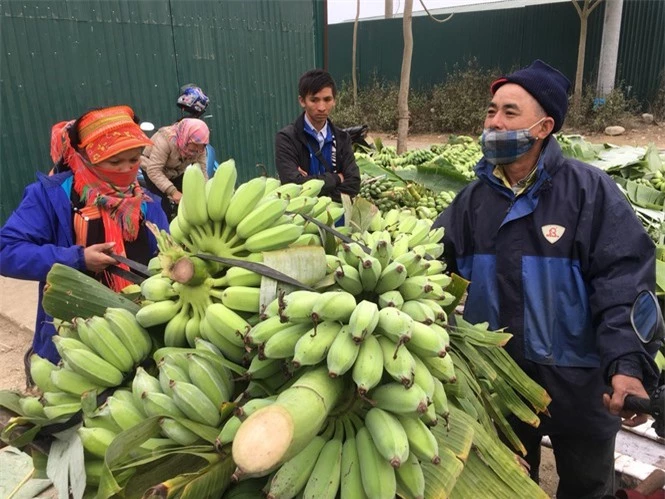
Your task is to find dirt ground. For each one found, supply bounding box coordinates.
[373,118,665,150]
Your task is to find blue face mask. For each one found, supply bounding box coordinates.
[480,118,545,165]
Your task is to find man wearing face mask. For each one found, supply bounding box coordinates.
[433,60,658,498]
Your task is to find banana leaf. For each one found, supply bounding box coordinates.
[590,145,647,172]
[616,179,665,209]
[432,413,474,462]
[397,167,471,194]
[43,427,85,499]
[422,445,464,499]
[450,450,519,499]
[657,259,665,294]
[356,156,406,185]
[178,455,235,498]
[442,274,469,315]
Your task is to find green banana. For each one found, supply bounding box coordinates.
[352,335,383,395]
[50,366,103,395]
[356,426,397,499]
[265,433,327,499]
[225,176,267,228]
[340,435,367,499]
[395,414,440,464]
[141,391,185,419]
[377,290,405,310]
[158,356,191,396]
[187,353,232,406]
[310,291,356,323]
[395,451,426,499]
[303,423,343,499]
[132,367,162,412]
[29,354,59,393]
[159,417,202,446]
[365,407,410,468]
[104,307,152,362]
[78,427,116,459]
[348,300,380,343]
[370,382,429,415]
[59,347,124,387]
[206,158,238,222]
[205,303,250,347]
[180,164,209,226]
[406,321,447,358]
[19,396,46,418]
[140,275,177,301]
[236,197,290,239]
[400,300,436,325]
[334,264,364,295]
[170,379,221,426]
[220,286,261,313]
[292,321,343,368]
[327,325,360,377]
[377,307,414,345]
[135,299,182,328]
[358,255,382,292]
[378,336,416,388]
[84,316,135,372]
[431,377,450,419]
[374,261,408,294]
[279,290,321,323]
[243,223,304,252]
[107,395,146,431]
[262,323,308,359]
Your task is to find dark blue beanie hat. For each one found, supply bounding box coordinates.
[490,60,572,133]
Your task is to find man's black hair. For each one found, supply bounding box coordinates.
[298,69,337,98]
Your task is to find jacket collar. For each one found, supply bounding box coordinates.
[37,171,76,246]
[475,135,564,193]
[294,113,336,145]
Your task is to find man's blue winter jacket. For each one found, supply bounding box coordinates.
[0,171,168,363]
[434,137,658,437]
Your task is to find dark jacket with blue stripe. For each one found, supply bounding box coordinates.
[0,171,168,364]
[433,137,658,437]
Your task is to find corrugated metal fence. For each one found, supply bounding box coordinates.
[0,0,323,224]
[328,0,663,108]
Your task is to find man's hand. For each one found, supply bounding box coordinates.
[170,191,183,203]
[297,167,308,177]
[337,172,345,183]
[84,242,118,273]
[603,374,650,427]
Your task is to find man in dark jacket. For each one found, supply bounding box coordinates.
[275,69,360,202]
[433,60,659,499]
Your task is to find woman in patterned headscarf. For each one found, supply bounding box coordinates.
[0,105,169,366]
[140,118,209,218]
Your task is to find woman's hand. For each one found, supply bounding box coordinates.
[84,242,118,273]
[170,191,183,203]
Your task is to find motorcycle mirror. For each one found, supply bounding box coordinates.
[630,290,665,343]
[140,122,155,132]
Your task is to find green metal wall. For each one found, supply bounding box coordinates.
[329,0,661,106]
[0,0,324,225]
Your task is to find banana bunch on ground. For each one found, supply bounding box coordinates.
[167,159,343,261]
[649,169,665,192]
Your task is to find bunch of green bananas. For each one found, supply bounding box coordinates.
[650,170,665,192]
[28,309,151,406]
[133,161,345,353]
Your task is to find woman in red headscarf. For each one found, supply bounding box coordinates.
[0,105,169,365]
[140,118,209,218]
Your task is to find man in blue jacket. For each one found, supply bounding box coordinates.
[433,60,659,498]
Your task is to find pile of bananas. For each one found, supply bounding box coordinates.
[3,162,551,499]
[359,177,458,222]
[649,170,665,192]
[23,309,151,421]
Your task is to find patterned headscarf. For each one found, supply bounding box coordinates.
[171,118,209,156]
[50,106,153,291]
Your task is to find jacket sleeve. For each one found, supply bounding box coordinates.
[0,182,85,282]
[275,129,341,193]
[585,174,659,391]
[336,132,361,198]
[142,132,177,195]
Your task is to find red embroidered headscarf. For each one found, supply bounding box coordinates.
[50,106,153,291]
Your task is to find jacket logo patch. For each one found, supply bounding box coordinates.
[542,225,565,244]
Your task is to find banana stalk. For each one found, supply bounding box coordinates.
[232,367,344,476]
